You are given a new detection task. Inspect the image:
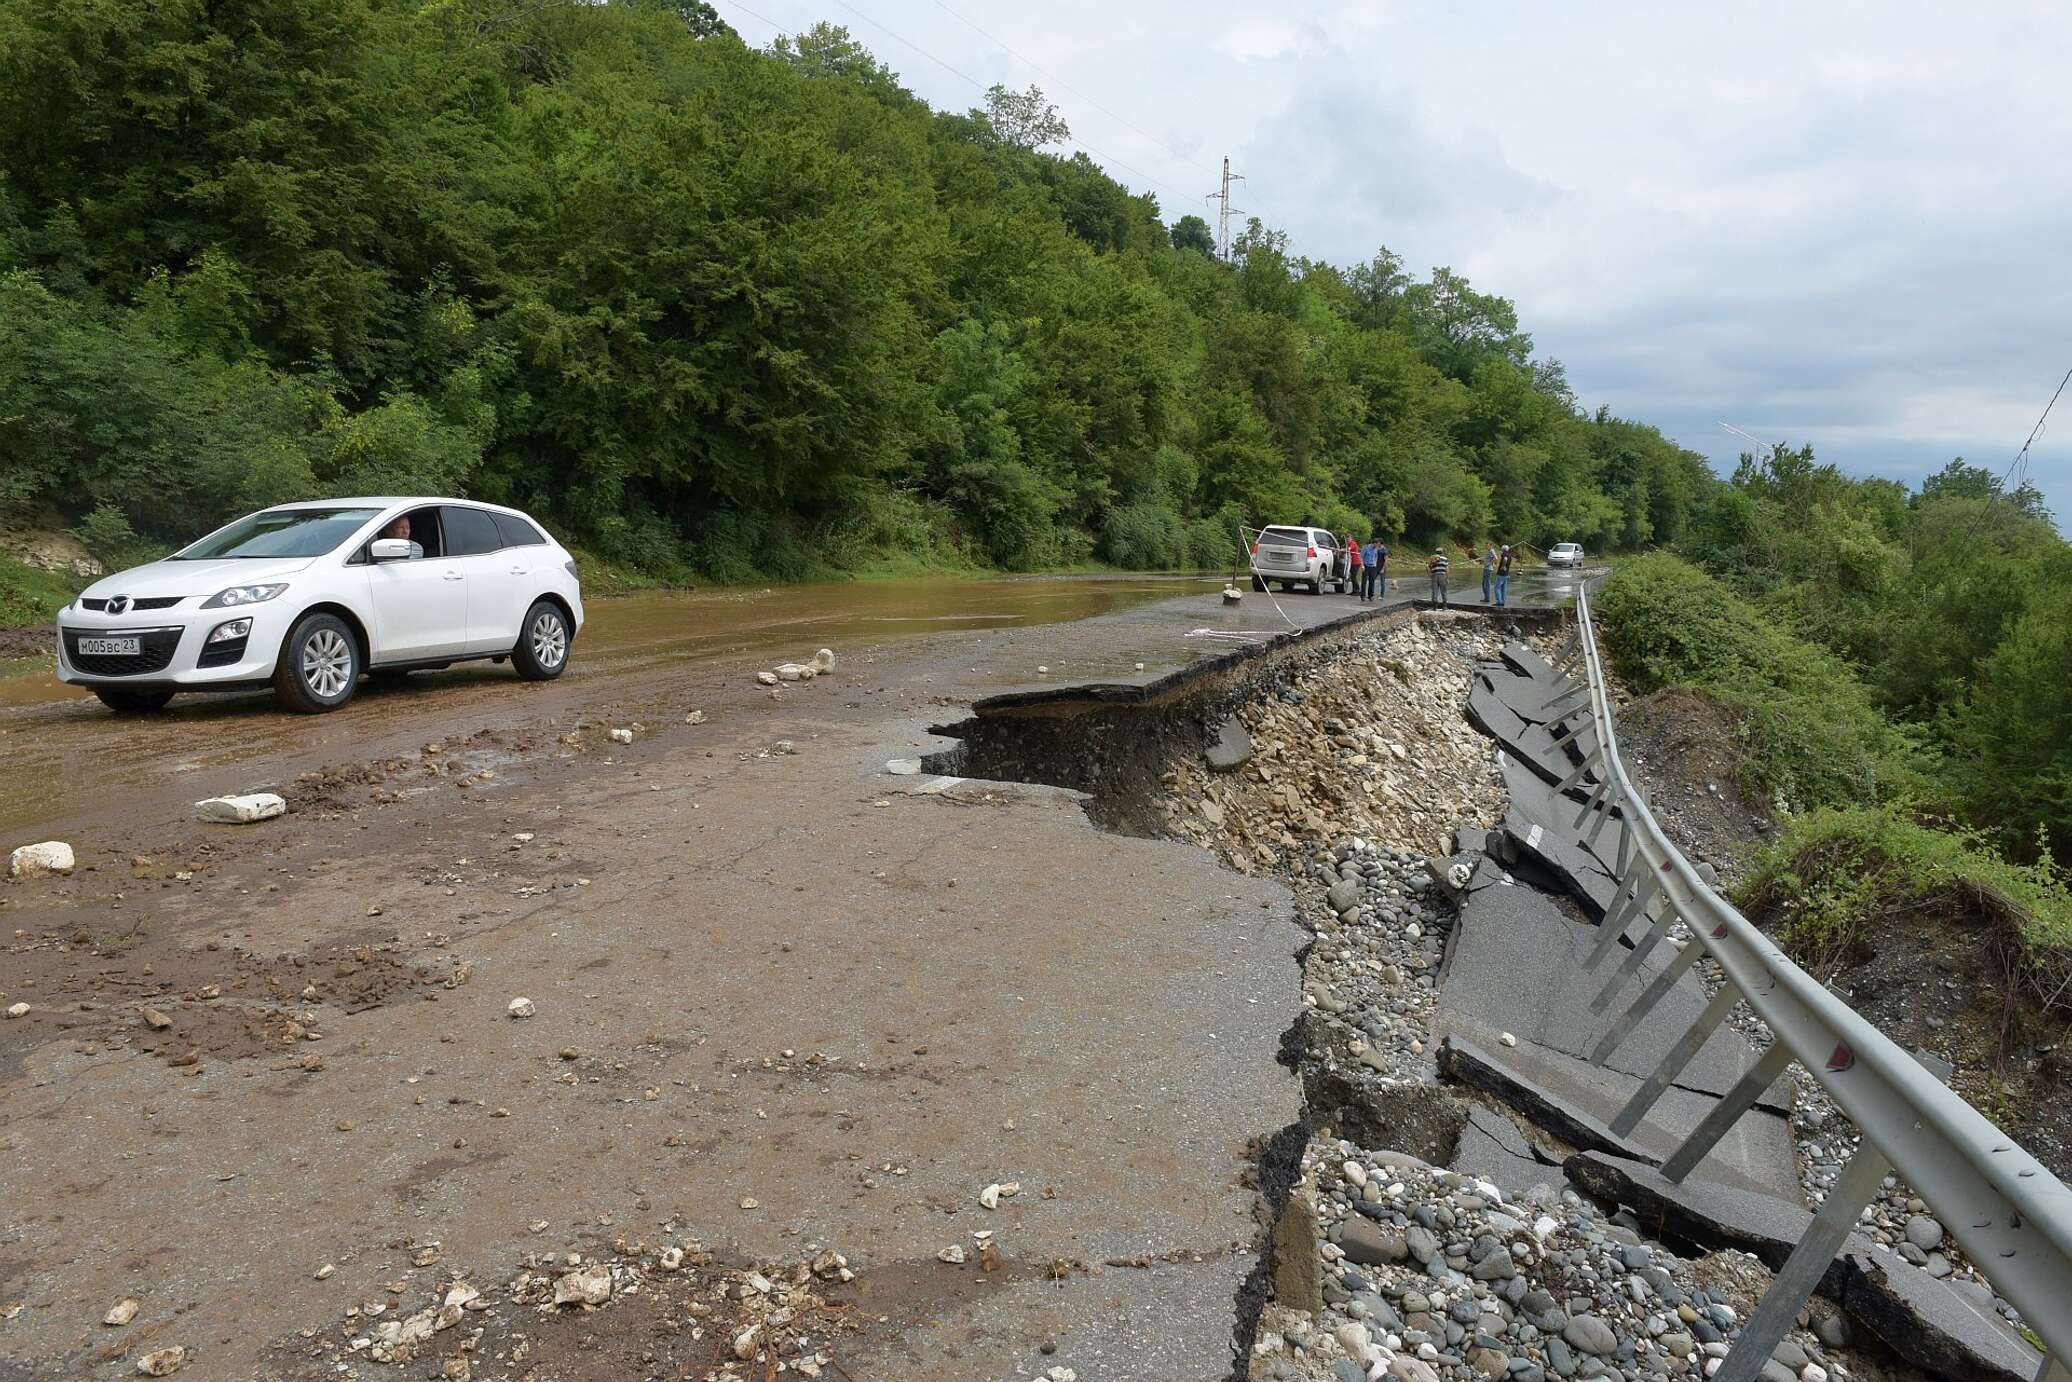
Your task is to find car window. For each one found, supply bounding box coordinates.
[492,513,547,548]
[443,506,504,557]
[175,508,381,560]
[1258,528,1308,546]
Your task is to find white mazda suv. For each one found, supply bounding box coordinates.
[56,498,585,714]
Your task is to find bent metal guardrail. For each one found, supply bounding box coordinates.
[1555,580,2071,1382]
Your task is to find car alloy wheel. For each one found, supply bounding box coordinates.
[529,610,568,670]
[301,627,354,700]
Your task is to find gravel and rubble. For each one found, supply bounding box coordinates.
[283,1238,862,1379]
[1164,616,1521,869]
[1251,1148,1849,1382]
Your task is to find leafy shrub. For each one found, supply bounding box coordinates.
[1741,806,2072,987]
[813,486,971,574]
[70,503,163,570]
[1099,499,1183,569]
[1596,552,1924,810]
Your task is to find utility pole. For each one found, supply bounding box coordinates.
[1205,156,1245,261]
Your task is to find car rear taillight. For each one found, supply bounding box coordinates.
[1249,543,1259,555]
[1306,546,1317,558]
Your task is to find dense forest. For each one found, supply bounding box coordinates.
[1597,452,2071,991]
[0,0,1713,585]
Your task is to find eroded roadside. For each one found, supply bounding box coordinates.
[3,585,1341,1381]
[929,603,2040,1382]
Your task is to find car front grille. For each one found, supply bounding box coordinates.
[78,596,183,612]
[63,628,182,677]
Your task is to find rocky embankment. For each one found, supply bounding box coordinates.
[1143,612,2000,1382]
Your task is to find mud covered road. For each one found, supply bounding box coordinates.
[0,570,1577,1380]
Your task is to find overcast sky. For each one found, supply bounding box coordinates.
[719,0,2072,521]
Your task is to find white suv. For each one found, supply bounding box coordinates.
[1547,542,1585,568]
[1249,525,1340,594]
[57,498,585,714]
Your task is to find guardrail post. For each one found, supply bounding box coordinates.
[1554,742,1605,794]
[1712,1134,1892,1382]
[1569,778,1606,828]
[1549,704,1596,745]
[1583,785,1621,850]
[1658,1042,1795,1182]
[1587,870,1660,969]
[1609,983,1739,1136]
[1713,1050,1954,1382]
[1588,902,1683,1013]
[1590,939,1703,1063]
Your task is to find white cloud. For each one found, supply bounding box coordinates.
[719,0,2072,520]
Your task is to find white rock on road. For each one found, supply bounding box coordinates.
[609,728,633,744]
[194,794,286,824]
[135,1346,185,1375]
[507,997,536,1019]
[8,840,74,877]
[103,1297,140,1326]
[552,1265,612,1306]
[812,647,836,673]
[4,1003,28,1019]
[756,671,779,686]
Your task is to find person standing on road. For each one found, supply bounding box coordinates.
[1481,543,1497,604]
[1428,548,1450,605]
[1365,538,1386,600]
[1495,544,1514,607]
[1345,535,1364,598]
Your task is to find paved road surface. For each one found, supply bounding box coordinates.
[0,570,1580,1379]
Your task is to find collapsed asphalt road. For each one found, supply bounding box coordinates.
[1,573,1580,1380]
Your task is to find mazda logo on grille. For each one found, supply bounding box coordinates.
[106,595,131,616]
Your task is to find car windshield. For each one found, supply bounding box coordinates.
[174,508,382,560]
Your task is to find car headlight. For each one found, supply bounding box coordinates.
[208,618,253,643]
[201,583,289,609]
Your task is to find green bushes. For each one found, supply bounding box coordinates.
[1596,552,1924,810]
[0,553,78,629]
[1741,806,2072,977]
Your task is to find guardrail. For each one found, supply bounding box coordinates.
[1555,580,2070,1382]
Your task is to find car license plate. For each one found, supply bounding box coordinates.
[1272,552,1294,563]
[79,637,141,656]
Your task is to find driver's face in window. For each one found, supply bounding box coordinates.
[383,516,412,541]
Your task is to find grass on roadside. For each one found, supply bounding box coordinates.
[1740,805,2072,1009]
[0,553,82,629]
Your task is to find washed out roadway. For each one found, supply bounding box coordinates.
[0,569,1576,1379]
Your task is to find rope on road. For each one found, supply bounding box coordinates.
[1236,523,1303,630]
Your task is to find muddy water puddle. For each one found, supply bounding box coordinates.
[0,574,1219,832]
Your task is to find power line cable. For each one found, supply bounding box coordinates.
[1958,363,2070,539]
[925,0,1217,182]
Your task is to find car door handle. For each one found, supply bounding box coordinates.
[508,566,526,576]
[443,571,464,582]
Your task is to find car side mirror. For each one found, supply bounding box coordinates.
[370,538,414,562]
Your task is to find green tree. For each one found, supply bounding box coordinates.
[1170,214,1215,256]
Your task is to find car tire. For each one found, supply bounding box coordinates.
[513,600,571,681]
[1306,570,1324,594]
[1252,575,1267,592]
[273,612,361,714]
[94,688,174,714]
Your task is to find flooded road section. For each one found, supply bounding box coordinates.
[0,574,1221,833]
